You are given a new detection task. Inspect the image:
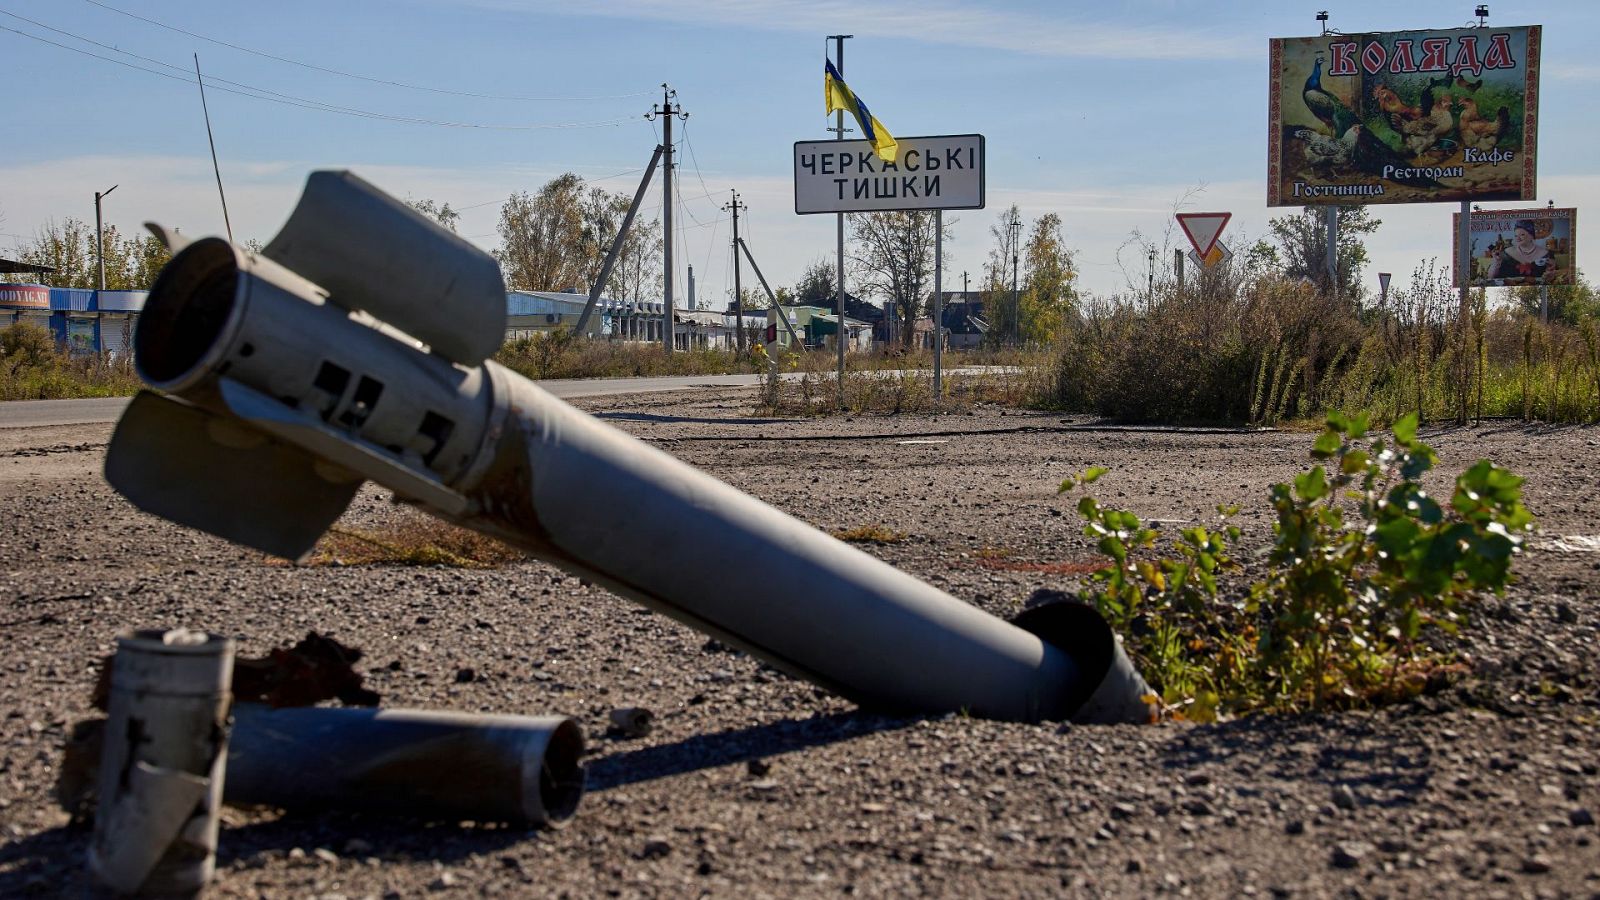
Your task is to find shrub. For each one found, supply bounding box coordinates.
[1059,412,1534,720]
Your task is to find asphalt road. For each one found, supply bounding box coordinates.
[0,374,774,429]
[0,368,1014,429]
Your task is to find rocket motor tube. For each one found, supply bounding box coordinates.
[132,233,1152,724]
[456,366,1145,723]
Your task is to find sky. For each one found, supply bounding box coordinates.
[2,0,1597,305]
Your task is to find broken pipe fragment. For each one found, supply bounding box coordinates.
[224,705,585,826]
[88,629,233,895]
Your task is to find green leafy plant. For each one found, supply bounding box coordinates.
[1249,411,1532,710]
[1059,467,1248,720]
[1059,411,1534,720]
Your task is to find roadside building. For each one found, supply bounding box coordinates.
[0,277,757,354]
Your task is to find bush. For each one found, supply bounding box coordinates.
[1036,264,1600,426]
[1060,412,1534,720]
[0,323,143,401]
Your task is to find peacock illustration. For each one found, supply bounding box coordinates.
[1303,56,1358,137]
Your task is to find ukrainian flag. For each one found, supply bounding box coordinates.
[824,60,897,164]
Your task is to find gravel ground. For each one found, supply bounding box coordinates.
[1,389,1597,898]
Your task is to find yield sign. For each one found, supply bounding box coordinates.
[1176,212,1232,259]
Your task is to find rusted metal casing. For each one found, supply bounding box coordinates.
[107,170,1153,726]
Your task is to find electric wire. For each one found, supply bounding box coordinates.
[82,0,652,102]
[0,14,636,130]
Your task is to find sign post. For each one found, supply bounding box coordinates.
[794,132,985,400]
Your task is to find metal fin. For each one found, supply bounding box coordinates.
[262,170,505,366]
[143,222,193,254]
[215,378,469,516]
[105,391,360,561]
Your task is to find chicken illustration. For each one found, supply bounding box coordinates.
[1372,84,1420,120]
[1457,97,1511,152]
[1296,127,1354,173]
[1391,86,1455,158]
[1455,74,1484,93]
[1346,125,1445,187]
[1303,56,1357,136]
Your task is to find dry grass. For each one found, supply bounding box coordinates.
[969,557,1101,576]
[283,519,525,568]
[830,524,910,544]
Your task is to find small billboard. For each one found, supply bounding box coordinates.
[1269,25,1541,206]
[1453,206,1576,288]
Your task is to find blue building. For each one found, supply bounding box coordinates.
[0,284,147,356]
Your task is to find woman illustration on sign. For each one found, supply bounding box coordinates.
[1487,219,1552,282]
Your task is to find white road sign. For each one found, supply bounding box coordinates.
[794,134,985,215]
[1176,212,1231,259]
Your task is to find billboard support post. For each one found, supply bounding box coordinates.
[1540,284,1550,324]
[1457,199,1473,425]
[1325,207,1339,296]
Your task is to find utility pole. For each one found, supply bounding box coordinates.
[828,34,853,407]
[1007,211,1022,343]
[722,190,747,354]
[649,85,687,354]
[95,184,119,292]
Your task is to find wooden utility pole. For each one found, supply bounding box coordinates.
[722,191,747,354]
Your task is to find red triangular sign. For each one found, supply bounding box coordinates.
[1176,212,1232,259]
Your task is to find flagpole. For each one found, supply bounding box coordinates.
[830,34,852,409]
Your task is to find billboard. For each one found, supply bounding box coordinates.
[1454,206,1576,288]
[1269,25,1540,206]
[794,134,984,214]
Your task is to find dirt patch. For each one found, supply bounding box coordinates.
[1,389,1597,897]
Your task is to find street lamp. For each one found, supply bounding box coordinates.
[95,184,119,291]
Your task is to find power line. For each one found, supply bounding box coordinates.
[0,15,637,130]
[82,0,652,102]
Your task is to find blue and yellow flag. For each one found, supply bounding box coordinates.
[824,60,897,163]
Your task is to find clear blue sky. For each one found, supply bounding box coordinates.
[3,0,1596,302]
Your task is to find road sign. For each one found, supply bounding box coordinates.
[1378,272,1391,295]
[794,134,985,214]
[1187,240,1234,270]
[1176,212,1231,259]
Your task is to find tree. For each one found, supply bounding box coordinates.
[980,206,1024,344]
[405,197,460,233]
[849,211,945,347]
[728,287,770,312]
[1018,213,1077,345]
[609,215,662,302]
[1509,275,1598,325]
[1267,206,1381,300]
[13,218,170,289]
[792,257,837,306]
[495,173,588,291]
